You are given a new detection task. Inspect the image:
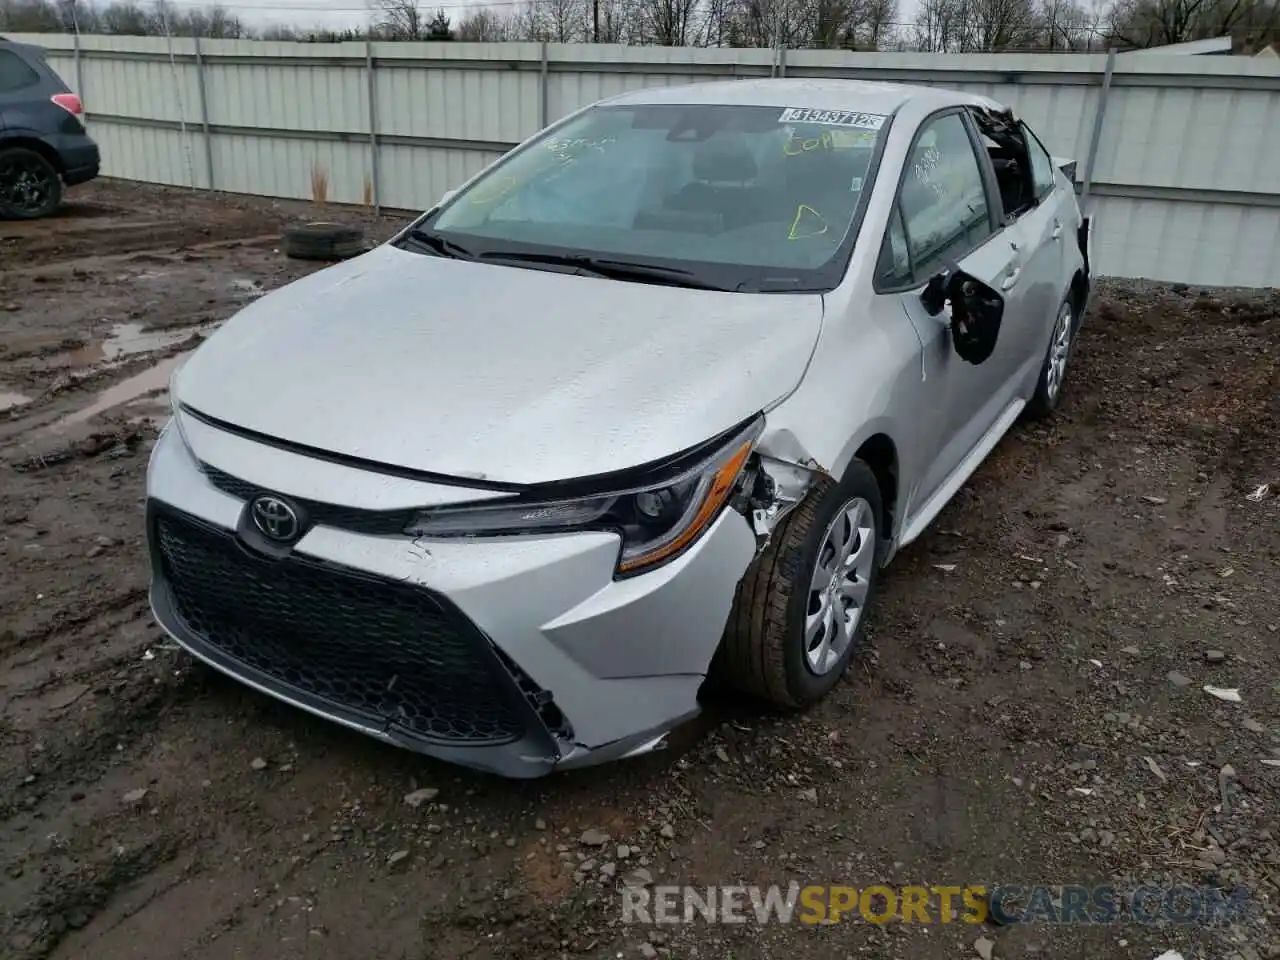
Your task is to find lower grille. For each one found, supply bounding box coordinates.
[154,511,526,745]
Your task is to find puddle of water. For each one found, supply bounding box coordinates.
[48,352,189,431]
[101,322,208,360]
[55,321,219,368]
[0,390,33,412]
[231,278,264,297]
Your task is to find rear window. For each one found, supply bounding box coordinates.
[0,49,42,93]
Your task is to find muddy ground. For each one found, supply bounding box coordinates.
[1,180,1278,960]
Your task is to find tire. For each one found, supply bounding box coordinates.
[282,221,367,262]
[719,459,885,708]
[1024,292,1078,421]
[0,146,63,220]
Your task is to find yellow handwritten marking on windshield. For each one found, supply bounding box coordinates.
[788,205,829,240]
[468,140,604,207]
[784,129,876,156]
[468,174,522,206]
[546,136,616,160]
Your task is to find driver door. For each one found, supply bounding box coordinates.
[875,109,1027,508]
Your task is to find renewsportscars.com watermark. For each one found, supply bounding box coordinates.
[621,884,1252,926]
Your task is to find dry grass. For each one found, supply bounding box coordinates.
[309,162,329,205]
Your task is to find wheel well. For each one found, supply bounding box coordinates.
[1069,269,1089,317]
[854,434,898,536]
[0,136,63,174]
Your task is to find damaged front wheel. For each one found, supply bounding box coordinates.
[718,459,884,708]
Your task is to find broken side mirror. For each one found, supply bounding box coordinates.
[919,267,1005,366]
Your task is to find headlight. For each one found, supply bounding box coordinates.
[405,416,763,577]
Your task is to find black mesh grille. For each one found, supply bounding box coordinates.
[155,512,526,745]
[202,464,416,536]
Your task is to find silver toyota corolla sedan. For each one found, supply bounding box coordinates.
[147,78,1092,777]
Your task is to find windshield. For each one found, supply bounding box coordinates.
[419,102,891,291]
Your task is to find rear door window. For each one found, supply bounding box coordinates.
[0,50,42,94]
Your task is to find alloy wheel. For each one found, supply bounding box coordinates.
[804,496,876,675]
[0,153,56,216]
[1045,300,1074,401]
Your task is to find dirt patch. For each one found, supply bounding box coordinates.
[2,182,1278,960]
[0,179,399,270]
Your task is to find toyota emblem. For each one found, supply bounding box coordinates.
[250,494,300,542]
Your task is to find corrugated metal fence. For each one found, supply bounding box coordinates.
[9,34,1280,287]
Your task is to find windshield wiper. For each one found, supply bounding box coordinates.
[477,251,728,291]
[399,227,477,261]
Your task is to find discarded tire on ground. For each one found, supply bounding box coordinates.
[281,221,366,262]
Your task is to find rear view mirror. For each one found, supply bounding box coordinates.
[438,188,457,207]
[920,267,1005,366]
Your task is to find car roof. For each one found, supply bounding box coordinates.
[0,37,44,57]
[602,78,1004,117]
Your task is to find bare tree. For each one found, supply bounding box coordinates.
[0,0,62,31]
[456,7,518,39]
[370,0,427,39]
[12,0,1270,52]
[963,0,1041,49]
[862,0,900,47]
[907,0,1102,50]
[804,0,865,47]
[594,0,634,41]
[1106,0,1280,47]
[179,4,248,38]
[98,0,150,34]
[914,0,964,49]
[505,0,587,39]
[634,0,702,43]
[723,0,813,47]
[546,0,589,40]
[1039,0,1100,48]
[698,0,737,42]
[0,0,315,37]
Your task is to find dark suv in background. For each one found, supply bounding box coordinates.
[0,37,99,219]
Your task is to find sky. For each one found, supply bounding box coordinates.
[230,0,385,31]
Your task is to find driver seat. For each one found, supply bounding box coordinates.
[667,141,765,227]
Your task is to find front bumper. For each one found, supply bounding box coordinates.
[145,417,758,777]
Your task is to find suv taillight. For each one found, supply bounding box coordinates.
[51,93,83,116]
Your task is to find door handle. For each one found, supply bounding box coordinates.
[1051,220,1063,241]
[1000,267,1021,291]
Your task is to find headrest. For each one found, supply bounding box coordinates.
[785,143,860,193]
[692,141,758,183]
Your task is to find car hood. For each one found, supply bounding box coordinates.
[175,244,824,486]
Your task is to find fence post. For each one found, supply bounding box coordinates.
[779,45,787,77]
[365,39,381,215]
[539,42,549,129]
[193,37,215,191]
[1080,46,1117,210]
[72,29,83,101]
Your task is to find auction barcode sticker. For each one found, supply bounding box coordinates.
[778,108,887,130]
